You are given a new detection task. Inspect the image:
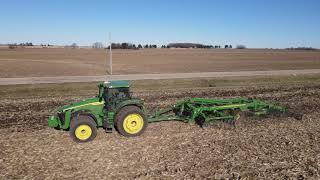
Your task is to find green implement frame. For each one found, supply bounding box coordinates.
[148,97,287,126]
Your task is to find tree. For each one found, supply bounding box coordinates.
[225,45,229,48]
[204,45,213,49]
[111,43,121,49]
[138,44,143,49]
[229,45,233,49]
[8,43,18,49]
[128,43,135,49]
[121,43,128,49]
[70,43,78,49]
[236,45,246,49]
[92,42,104,49]
[144,44,149,48]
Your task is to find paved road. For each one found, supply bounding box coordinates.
[0,69,320,85]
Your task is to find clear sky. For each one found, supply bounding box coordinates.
[0,0,319,48]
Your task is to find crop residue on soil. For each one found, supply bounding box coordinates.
[0,84,320,179]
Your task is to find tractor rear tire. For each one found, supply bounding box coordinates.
[115,106,147,137]
[70,114,97,143]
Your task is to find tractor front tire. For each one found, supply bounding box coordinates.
[70,114,97,143]
[115,106,147,137]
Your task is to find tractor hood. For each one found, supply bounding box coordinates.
[58,97,104,112]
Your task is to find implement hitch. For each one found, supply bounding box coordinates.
[148,98,299,127]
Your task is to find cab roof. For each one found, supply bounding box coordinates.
[104,80,130,88]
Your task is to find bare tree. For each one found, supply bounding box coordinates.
[121,43,129,49]
[8,43,18,49]
[92,42,104,49]
[111,43,121,49]
[236,45,246,49]
[70,43,78,49]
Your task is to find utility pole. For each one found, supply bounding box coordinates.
[108,32,112,75]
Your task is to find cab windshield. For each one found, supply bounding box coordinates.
[107,87,131,100]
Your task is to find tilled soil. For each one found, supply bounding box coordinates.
[0,84,320,179]
[1,48,320,77]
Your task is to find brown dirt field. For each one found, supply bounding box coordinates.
[0,77,320,179]
[0,48,320,77]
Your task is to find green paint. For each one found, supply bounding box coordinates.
[48,116,59,127]
[48,81,288,134]
[48,81,144,131]
[148,97,287,126]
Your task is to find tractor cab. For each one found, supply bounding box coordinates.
[98,80,132,110]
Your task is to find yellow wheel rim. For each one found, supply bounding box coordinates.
[123,114,144,134]
[75,125,92,140]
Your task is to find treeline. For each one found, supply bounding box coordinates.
[286,47,318,51]
[92,42,234,49]
[167,43,212,48]
[166,43,233,49]
[8,42,34,49]
[6,42,250,50]
[8,42,55,49]
[91,42,159,49]
[107,43,158,49]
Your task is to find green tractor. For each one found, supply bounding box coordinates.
[48,80,148,142]
[48,80,298,143]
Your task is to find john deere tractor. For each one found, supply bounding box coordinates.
[49,80,298,143]
[48,80,148,142]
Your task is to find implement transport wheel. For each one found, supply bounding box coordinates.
[115,106,147,137]
[70,114,97,143]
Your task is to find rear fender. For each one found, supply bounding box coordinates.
[115,100,145,114]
